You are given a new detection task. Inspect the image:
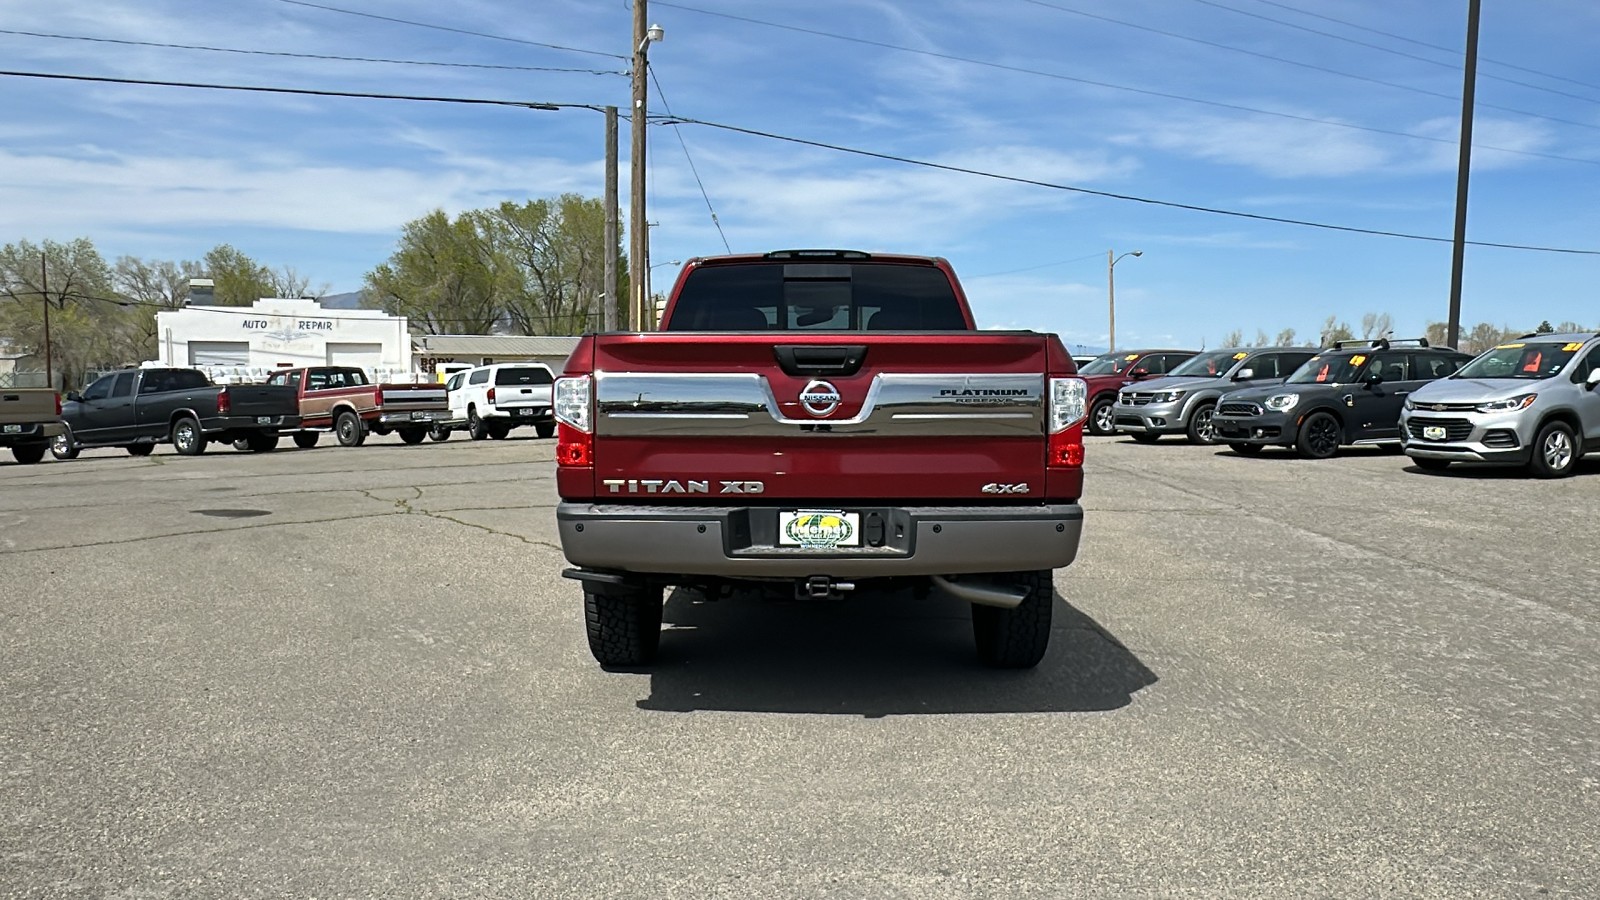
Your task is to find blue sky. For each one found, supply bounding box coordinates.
[3,0,1598,352]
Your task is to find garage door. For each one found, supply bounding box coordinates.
[188,341,250,366]
[325,342,383,371]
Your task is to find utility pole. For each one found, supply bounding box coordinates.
[40,252,53,390]
[628,0,648,331]
[604,104,619,332]
[1446,0,1482,350]
[1107,249,1142,353]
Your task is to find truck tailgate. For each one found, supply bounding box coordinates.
[1,389,58,426]
[379,383,447,411]
[587,332,1051,502]
[222,385,300,417]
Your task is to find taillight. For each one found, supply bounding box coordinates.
[217,387,231,415]
[1047,376,1086,468]
[487,387,497,404]
[54,392,62,416]
[372,389,383,408]
[554,375,593,467]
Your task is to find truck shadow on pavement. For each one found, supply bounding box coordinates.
[636,587,1158,717]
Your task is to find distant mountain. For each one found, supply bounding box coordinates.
[318,291,366,310]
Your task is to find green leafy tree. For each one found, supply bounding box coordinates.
[364,210,506,334]
[494,195,625,335]
[0,238,123,389]
[202,244,275,306]
[1535,320,1555,333]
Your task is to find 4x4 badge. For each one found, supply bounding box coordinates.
[799,380,841,416]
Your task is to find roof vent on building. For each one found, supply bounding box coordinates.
[187,278,215,306]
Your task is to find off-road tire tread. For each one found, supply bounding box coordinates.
[584,585,664,667]
[970,569,1054,669]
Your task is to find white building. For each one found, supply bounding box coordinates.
[155,298,413,378]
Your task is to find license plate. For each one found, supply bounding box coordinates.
[2,424,21,433]
[256,416,273,424]
[514,408,532,417]
[1422,426,1447,441]
[778,510,862,549]
[410,411,431,420]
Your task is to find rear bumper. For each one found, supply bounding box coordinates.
[202,415,302,434]
[376,410,448,426]
[0,421,63,444]
[484,406,551,422]
[557,502,1084,578]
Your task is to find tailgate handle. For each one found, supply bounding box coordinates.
[774,345,867,378]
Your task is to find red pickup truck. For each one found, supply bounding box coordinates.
[259,366,448,449]
[554,250,1088,669]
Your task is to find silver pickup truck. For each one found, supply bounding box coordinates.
[0,388,64,465]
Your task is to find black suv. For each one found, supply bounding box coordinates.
[1211,338,1474,459]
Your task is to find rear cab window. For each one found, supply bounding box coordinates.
[665,259,968,332]
[494,367,554,386]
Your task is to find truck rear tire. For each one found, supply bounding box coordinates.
[584,583,664,667]
[51,427,79,461]
[428,425,452,442]
[335,410,366,447]
[10,444,47,465]
[126,444,155,457]
[487,421,510,440]
[243,433,279,453]
[293,432,319,449]
[970,570,1053,669]
[398,427,427,444]
[468,408,488,441]
[535,422,555,439]
[172,417,207,456]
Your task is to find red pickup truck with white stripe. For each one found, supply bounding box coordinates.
[261,366,448,449]
[553,250,1088,669]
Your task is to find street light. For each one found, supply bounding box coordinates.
[1107,249,1142,353]
[629,7,665,331]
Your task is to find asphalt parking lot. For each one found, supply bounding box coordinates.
[2,434,1597,898]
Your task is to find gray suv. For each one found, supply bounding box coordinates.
[1112,347,1318,444]
[1402,333,1600,477]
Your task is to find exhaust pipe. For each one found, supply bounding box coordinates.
[930,575,1028,609]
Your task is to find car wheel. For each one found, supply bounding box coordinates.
[583,583,665,667]
[535,422,555,440]
[244,433,279,453]
[467,408,488,441]
[1413,457,1452,472]
[1129,432,1159,444]
[1528,420,1578,478]
[1230,442,1264,456]
[1295,411,1341,460]
[970,570,1054,669]
[1088,396,1117,436]
[232,438,251,452]
[398,427,427,445]
[487,422,511,440]
[293,432,320,449]
[1186,402,1218,445]
[335,410,365,447]
[10,444,47,465]
[172,417,207,456]
[428,425,452,442]
[126,444,155,457]
[51,426,79,461]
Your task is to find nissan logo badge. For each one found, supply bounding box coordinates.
[799,379,842,416]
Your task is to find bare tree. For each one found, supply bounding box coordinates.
[1274,327,1297,346]
[1220,328,1244,347]
[1320,316,1354,346]
[1360,312,1393,339]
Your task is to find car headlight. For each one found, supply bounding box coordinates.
[1403,397,1416,411]
[1476,393,1536,413]
[1150,390,1186,403]
[1264,394,1299,412]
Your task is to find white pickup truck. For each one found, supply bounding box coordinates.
[442,363,556,440]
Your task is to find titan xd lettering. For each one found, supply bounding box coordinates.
[603,479,765,494]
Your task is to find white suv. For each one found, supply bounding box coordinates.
[443,363,556,440]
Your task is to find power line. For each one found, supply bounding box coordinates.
[654,113,1600,256]
[272,0,627,61]
[1017,0,1600,113]
[0,28,625,76]
[56,290,597,327]
[1178,0,1600,108]
[650,2,1600,166]
[0,69,589,111]
[1229,0,1600,95]
[966,253,1106,279]
[648,66,732,254]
